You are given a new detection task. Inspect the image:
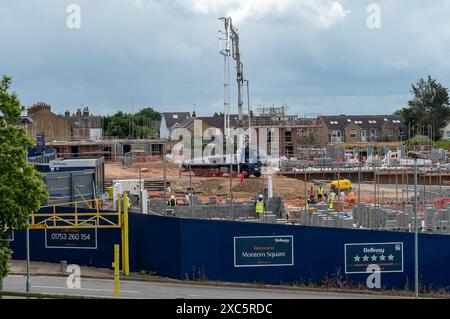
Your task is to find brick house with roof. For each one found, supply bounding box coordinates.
[316,115,407,146]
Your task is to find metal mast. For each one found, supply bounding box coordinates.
[219,17,231,138]
[219,16,246,127]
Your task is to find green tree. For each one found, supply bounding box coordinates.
[0,75,48,291]
[104,107,160,139]
[396,76,450,140]
[104,111,131,138]
[434,139,450,150]
[135,107,161,121]
[405,134,433,152]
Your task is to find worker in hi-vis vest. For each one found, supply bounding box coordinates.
[306,195,315,209]
[347,189,355,206]
[168,195,177,207]
[328,191,335,209]
[255,194,265,218]
[317,185,324,202]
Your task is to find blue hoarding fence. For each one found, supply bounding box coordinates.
[8,207,450,291]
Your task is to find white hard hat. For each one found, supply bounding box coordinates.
[170,195,175,199]
[258,194,263,199]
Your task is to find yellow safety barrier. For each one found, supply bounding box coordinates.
[113,244,120,298]
[122,193,130,276]
[28,194,130,277]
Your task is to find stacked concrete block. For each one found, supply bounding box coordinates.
[378,208,386,228]
[312,213,320,226]
[424,205,435,231]
[404,205,413,230]
[385,219,399,230]
[368,206,376,228]
[329,213,338,228]
[260,212,277,223]
[352,205,361,227]
[342,219,353,228]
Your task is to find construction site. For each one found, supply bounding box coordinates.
[24,14,450,236]
[5,12,450,299]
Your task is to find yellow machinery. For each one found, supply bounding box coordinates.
[330,179,352,192]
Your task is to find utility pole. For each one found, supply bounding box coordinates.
[414,156,419,299]
[411,152,426,299]
[358,161,361,206]
[26,222,30,293]
[189,161,193,217]
[139,167,142,212]
[229,159,233,219]
[163,143,167,215]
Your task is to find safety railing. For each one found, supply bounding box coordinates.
[30,196,123,230]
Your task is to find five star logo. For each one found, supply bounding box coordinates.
[354,255,361,262]
[363,255,369,262]
[371,255,377,261]
[388,254,394,261]
[379,255,386,261]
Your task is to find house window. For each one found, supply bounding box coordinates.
[350,130,357,138]
[285,131,292,143]
[361,130,367,142]
[331,130,342,143]
[370,129,379,141]
[387,128,394,137]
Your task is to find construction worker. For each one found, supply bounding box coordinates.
[317,184,324,202]
[168,195,177,207]
[309,185,316,198]
[347,189,355,206]
[328,191,336,209]
[127,196,132,210]
[255,194,265,218]
[306,195,315,209]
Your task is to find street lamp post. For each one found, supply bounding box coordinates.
[411,151,426,299]
[413,156,418,299]
[26,223,30,293]
[163,143,167,215]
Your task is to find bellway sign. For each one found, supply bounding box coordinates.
[234,235,294,267]
[345,242,404,274]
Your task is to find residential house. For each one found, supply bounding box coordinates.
[65,107,103,140]
[26,102,72,141]
[159,112,191,139]
[316,115,407,146]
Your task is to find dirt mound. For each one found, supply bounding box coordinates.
[233,177,265,194]
[233,175,309,200]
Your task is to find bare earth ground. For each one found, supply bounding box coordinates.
[105,163,404,210]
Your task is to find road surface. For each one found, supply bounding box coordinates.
[3,275,405,299]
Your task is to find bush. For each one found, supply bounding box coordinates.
[435,139,450,150]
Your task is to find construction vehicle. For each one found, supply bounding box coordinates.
[330,179,352,193]
[181,147,263,178]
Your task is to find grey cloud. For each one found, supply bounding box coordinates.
[0,0,449,116]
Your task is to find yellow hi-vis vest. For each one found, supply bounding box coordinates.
[317,186,324,196]
[255,200,264,214]
[327,197,333,209]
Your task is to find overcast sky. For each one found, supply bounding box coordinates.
[1,0,450,116]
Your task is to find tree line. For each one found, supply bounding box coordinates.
[395,75,450,144]
[102,107,161,139]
